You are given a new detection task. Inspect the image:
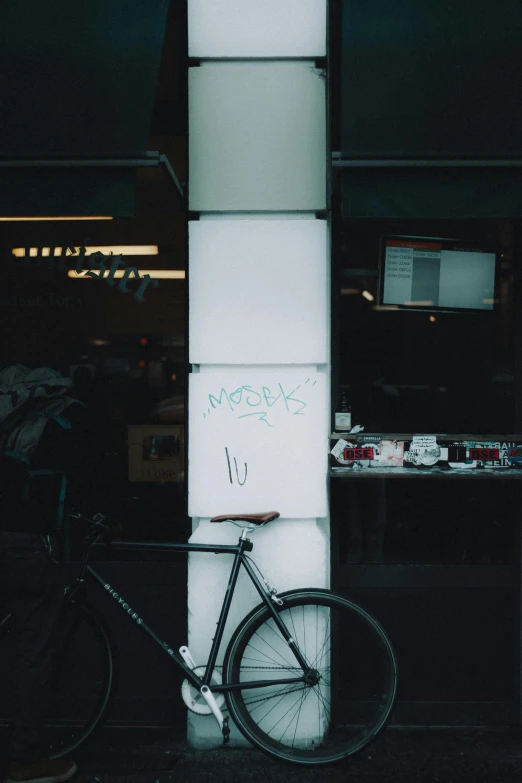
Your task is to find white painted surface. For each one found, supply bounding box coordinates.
[186,0,330,750]
[188,0,327,58]
[188,219,328,364]
[186,517,329,747]
[188,65,326,212]
[188,372,328,518]
[199,213,317,220]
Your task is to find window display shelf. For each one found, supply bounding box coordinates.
[330,433,522,478]
[331,466,522,479]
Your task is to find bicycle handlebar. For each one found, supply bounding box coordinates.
[69,511,121,547]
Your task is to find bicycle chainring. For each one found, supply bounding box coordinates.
[181,666,226,715]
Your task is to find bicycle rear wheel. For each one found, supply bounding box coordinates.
[0,602,116,759]
[223,589,397,766]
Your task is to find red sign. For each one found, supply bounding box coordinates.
[344,447,375,461]
[385,239,442,251]
[468,448,500,461]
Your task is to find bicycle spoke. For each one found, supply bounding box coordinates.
[313,684,331,723]
[251,621,302,667]
[259,689,310,740]
[242,684,309,710]
[302,606,307,665]
[244,639,297,670]
[310,614,331,670]
[312,646,331,672]
[248,685,306,725]
[292,691,306,748]
[287,682,322,746]
[241,655,301,670]
[282,687,309,745]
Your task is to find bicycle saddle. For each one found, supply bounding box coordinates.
[210,512,280,525]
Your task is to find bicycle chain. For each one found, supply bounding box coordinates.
[212,665,307,672]
[206,665,327,710]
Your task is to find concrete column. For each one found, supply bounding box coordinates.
[186,1,329,747]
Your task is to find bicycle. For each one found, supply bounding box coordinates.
[0,511,398,767]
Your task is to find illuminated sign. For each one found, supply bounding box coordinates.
[14,246,159,303]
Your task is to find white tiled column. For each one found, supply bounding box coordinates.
[187,1,329,746]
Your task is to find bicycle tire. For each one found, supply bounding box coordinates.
[0,601,116,760]
[223,588,398,766]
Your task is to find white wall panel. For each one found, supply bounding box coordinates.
[188,65,326,211]
[189,219,327,363]
[188,0,326,58]
[188,372,328,518]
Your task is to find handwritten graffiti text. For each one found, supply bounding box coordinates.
[203,379,317,426]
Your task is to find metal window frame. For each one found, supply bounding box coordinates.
[0,151,185,199]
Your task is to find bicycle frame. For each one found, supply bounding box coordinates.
[78,533,311,694]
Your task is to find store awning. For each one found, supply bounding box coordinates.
[0,0,170,217]
[339,0,522,159]
[340,167,522,219]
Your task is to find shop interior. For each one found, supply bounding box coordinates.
[327,0,522,725]
[331,209,521,722]
[333,212,520,566]
[0,1,188,546]
[0,168,188,543]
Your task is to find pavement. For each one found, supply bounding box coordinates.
[51,727,522,783]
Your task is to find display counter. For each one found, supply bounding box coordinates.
[329,432,522,728]
[330,433,522,478]
[331,466,522,479]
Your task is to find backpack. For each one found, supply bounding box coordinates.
[0,365,79,507]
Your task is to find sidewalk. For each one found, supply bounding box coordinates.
[69,727,522,783]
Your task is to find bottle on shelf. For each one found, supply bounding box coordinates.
[148,436,159,461]
[334,388,352,432]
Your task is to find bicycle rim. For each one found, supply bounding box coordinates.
[0,603,115,759]
[223,589,398,766]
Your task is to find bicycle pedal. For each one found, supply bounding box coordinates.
[222,716,230,745]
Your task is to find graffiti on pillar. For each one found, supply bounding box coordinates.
[225,447,248,486]
[202,378,318,427]
[189,373,327,517]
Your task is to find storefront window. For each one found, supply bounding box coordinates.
[1,198,187,545]
[0,0,188,549]
[335,215,515,434]
[332,212,519,565]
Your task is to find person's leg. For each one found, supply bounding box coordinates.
[0,532,65,764]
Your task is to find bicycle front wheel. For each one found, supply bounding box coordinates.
[223,589,397,766]
[0,602,116,759]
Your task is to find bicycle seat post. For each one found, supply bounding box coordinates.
[236,525,256,555]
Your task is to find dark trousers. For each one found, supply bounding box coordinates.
[0,531,65,764]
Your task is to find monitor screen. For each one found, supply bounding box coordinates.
[378,236,497,312]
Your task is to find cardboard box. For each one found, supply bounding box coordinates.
[128,425,184,482]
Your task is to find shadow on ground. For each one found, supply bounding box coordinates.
[3,727,522,783]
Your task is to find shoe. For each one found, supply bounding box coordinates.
[6,758,77,783]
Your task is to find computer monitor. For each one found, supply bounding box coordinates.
[378,235,497,313]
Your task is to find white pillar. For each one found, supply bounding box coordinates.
[186,1,329,747]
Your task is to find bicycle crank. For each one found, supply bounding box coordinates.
[181,666,226,715]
